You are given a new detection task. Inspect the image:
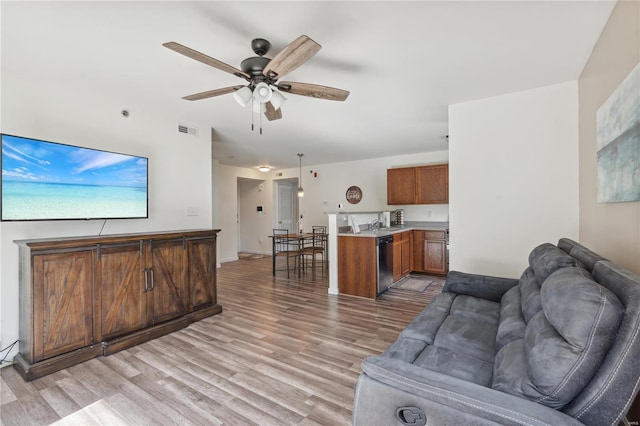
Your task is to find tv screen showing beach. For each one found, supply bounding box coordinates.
[1,134,148,221]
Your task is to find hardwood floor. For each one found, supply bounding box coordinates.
[1,257,443,425]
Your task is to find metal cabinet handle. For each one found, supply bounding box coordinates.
[143,268,149,292]
[149,268,155,291]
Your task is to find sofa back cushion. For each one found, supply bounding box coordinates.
[492,266,624,409]
[529,243,577,283]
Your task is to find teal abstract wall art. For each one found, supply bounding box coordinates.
[596,62,640,203]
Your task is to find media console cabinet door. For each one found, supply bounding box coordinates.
[149,239,188,324]
[33,251,93,362]
[188,237,217,310]
[94,243,147,341]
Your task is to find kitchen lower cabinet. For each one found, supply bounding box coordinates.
[14,229,221,381]
[393,231,413,281]
[338,236,377,299]
[413,230,447,275]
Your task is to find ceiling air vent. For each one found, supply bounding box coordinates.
[178,124,198,136]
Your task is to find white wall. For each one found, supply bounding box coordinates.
[448,81,579,278]
[1,75,213,362]
[215,151,449,263]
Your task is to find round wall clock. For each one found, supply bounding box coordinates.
[346,186,363,204]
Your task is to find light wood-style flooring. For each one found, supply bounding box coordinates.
[1,257,443,425]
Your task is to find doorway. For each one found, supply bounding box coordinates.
[275,179,298,233]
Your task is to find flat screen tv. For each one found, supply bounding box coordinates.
[1,133,148,221]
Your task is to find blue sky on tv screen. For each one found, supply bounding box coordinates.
[2,135,147,188]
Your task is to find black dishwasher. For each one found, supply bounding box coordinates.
[376,235,394,295]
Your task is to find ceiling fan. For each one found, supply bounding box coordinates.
[163,35,350,123]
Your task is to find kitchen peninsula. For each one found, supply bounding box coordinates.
[327,212,448,299]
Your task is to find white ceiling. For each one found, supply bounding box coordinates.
[1,1,615,170]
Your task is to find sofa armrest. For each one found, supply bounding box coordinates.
[355,356,584,426]
[442,270,519,302]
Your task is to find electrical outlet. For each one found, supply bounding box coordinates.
[186,206,199,216]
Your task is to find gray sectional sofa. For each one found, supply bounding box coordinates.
[353,238,640,426]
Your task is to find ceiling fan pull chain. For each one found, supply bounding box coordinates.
[260,103,263,135]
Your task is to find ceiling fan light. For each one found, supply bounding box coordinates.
[233,86,253,107]
[270,90,287,110]
[298,186,304,197]
[253,82,272,104]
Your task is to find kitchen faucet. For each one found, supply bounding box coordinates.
[370,219,379,231]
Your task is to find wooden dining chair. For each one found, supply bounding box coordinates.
[301,226,326,271]
[273,228,299,277]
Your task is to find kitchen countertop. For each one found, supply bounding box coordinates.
[338,221,449,237]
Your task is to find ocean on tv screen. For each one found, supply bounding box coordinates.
[1,134,148,220]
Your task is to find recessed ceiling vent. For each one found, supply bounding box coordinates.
[178,124,198,136]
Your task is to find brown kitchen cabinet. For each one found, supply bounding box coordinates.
[393,231,413,281]
[417,165,449,204]
[387,167,417,204]
[14,229,221,381]
[338,236,377,299]
[387,164,448,205]
[413,230,447,275]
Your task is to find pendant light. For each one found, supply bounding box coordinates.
[297,153,304,197]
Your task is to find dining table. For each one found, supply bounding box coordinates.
[268,232,324,276]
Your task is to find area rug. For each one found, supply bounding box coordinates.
[238,252,268,260]
[392,275,433,292]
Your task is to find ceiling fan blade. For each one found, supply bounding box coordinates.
[163,42,250,80]
[277,81,350,101]
[263,35,321,80]
[264,101,283,121]
[182,85,245,101]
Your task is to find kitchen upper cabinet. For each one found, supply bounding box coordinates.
[416,165,448,204]
[387,164,448,205]
[387,168,417,205]
[413,230,447,275]
[14,230,221,381]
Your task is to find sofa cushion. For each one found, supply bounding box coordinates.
[383,292,500,385]
[400,292,455,344]
[492,266,624,409]
[496,285,526,351]
[413,345,494,386]
[381,337,427,363]
[435,315,498,363]
[519,267,543,323]
[529,243,576,283]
